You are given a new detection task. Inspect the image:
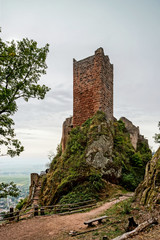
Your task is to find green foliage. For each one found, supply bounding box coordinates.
[59,174,104,204]
[82,117,92,127]
[105,198,133,216]
[122,200,132,214]
[16,197,28,210]
[0,181,20,198]
[121,173,138,191]
[0,115,24,157]
[91,110,106,123]
[113,120,152,191]
[0,37,50,157]
[130,152,143,167]
[59,184,96,204]
[89,173,104,191]
[56,144,62,157]
[66,127,87,154]
[117,119,125,132]
[154,121,160,144]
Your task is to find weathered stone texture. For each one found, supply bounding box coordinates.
[61,116,73,152]
[73,47,113,127]
[30,173,39,187]
[86,134,121,184]
[120,117,139,149]
[121,117,149,150]
[135,147,160,206]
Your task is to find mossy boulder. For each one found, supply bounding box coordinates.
[135,147,160,207]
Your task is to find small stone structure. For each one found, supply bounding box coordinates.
[28,171,47,206]
[120,117,140,149]
[73,47,113,127]
[61,116,73,152]
[120,117,148,150]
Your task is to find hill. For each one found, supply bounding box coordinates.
[38,111,151,206]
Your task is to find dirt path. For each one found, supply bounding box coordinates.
[0,195,131,240]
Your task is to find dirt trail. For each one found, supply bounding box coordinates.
[0,195,131,240]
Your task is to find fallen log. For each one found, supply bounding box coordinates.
[111,217,158,240]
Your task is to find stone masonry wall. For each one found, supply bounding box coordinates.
[61,116,73,152]
[73,48,113,127]
[120,117,148,150]
[120,117,139,149]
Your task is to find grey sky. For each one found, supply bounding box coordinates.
[0,0,160,172]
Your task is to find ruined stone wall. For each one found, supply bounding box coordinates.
[27,173,40,206]
[73,48,113,127]
[120,117,139,149]
[120,117,149,150]
[30,173,39,187]
[61,116,73,152]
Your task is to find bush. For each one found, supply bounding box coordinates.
[122,201,132,214]
[89,174,104,191]
[121,173,138,191]
[16,197,28,210]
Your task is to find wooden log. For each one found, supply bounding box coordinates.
[111,217,158,240]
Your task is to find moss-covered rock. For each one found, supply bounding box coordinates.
[135,147,160,207]
[40,111,151,205]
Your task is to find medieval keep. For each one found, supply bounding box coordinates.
[61,47,114,152]
[73,47,113,127]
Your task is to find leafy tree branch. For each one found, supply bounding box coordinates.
[0,182,20,198]
[0,36,50,157]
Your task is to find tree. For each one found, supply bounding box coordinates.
[0,37,50,157]
[154,122,160,144]
[0,181,20,198]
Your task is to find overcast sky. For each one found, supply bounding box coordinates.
[0,0,160,173]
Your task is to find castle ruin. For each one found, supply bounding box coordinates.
[61,47,114,151]
[73,47,113,127]
[60,47,148,152]
[28,48,150,204]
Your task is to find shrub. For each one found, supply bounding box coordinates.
[16,197,28,210]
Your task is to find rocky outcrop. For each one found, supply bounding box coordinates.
[135,147,160,207]
[39,112,151,205]
[86,134,121,183]
[120,117,148,150]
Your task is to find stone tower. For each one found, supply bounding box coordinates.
[73,48,113,127]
